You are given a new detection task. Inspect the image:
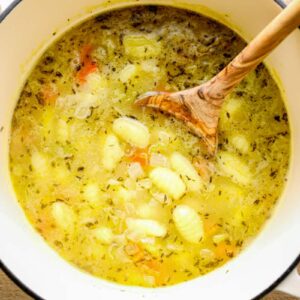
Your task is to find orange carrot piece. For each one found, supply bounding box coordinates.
[144,259,161,271]
[143,259,169,286]
[128,147,149,167]
[76,44,98,84]
[126,242,169,286]
[215,242,236,260]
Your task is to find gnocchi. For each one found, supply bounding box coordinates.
[173,205,204,244]
[170,152,203,191]
[113,117,150,148]
[126,218,167,237]
[217,151,252,185]
[102,134,124,171]
[149,167,186,200]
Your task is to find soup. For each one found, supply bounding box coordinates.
[10,6,290,287]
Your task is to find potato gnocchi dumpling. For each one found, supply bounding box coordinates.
[102,134,124,171]
[217,151,252,185]
[126,218,167,237]
[113,117,150,148]
[173,205,204,243]
[170,152,203,191]
[149,167,186,200]
[10,6,289,288]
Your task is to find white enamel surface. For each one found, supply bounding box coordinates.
[277,268,300,297]
[0,1,299,299]
[0,0,12,12]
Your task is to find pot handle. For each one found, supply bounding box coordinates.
[276,266,300,297]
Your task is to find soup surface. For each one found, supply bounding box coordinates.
[10,6,290,287]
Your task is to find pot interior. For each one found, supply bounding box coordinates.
[0,1,299,299]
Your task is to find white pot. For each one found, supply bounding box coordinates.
[0,0,299,299]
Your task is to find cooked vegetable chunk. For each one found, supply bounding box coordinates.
[31,151,48,175]
[173,205,204,243]
[123,34,161,58]
[51,202,76,231]
[230,134,250,154]
[119,64,138,83]
[217,151,252,185]
[149,167,186,200]
[126,218,167,237]
[170,152,203,191]
[113,117,150,148]
[84,183,101,205]
[92,226,114,244]
[102,134,124,171]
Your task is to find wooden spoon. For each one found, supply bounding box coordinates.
[135,0,300,154]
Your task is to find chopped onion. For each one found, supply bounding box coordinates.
[115,246,131,263]
[124,178,136,190]
[149,153,169,167]
[151,191,171,206]
[128,162,144,179]
[166,243,184,252]
[56,93,98,119]
[157,130,173,143]
[74,105,93,119]
[137,178,152,189]
[107,178,120,186]
[212,233,228,244]
[200,248,215,258]
[140,237,155,245]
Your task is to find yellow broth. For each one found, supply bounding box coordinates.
[10,6,290,287]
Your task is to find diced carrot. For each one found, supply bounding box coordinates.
[143,259,169,286]
[215,242,236,260]
[144,259,161,272]
[80,44,93,62]
[128,147,149,167]
[125,241,169,286]
[76,44,98,84]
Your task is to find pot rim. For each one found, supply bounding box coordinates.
[0,1,299,299]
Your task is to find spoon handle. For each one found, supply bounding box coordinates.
[199,0,300,102]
